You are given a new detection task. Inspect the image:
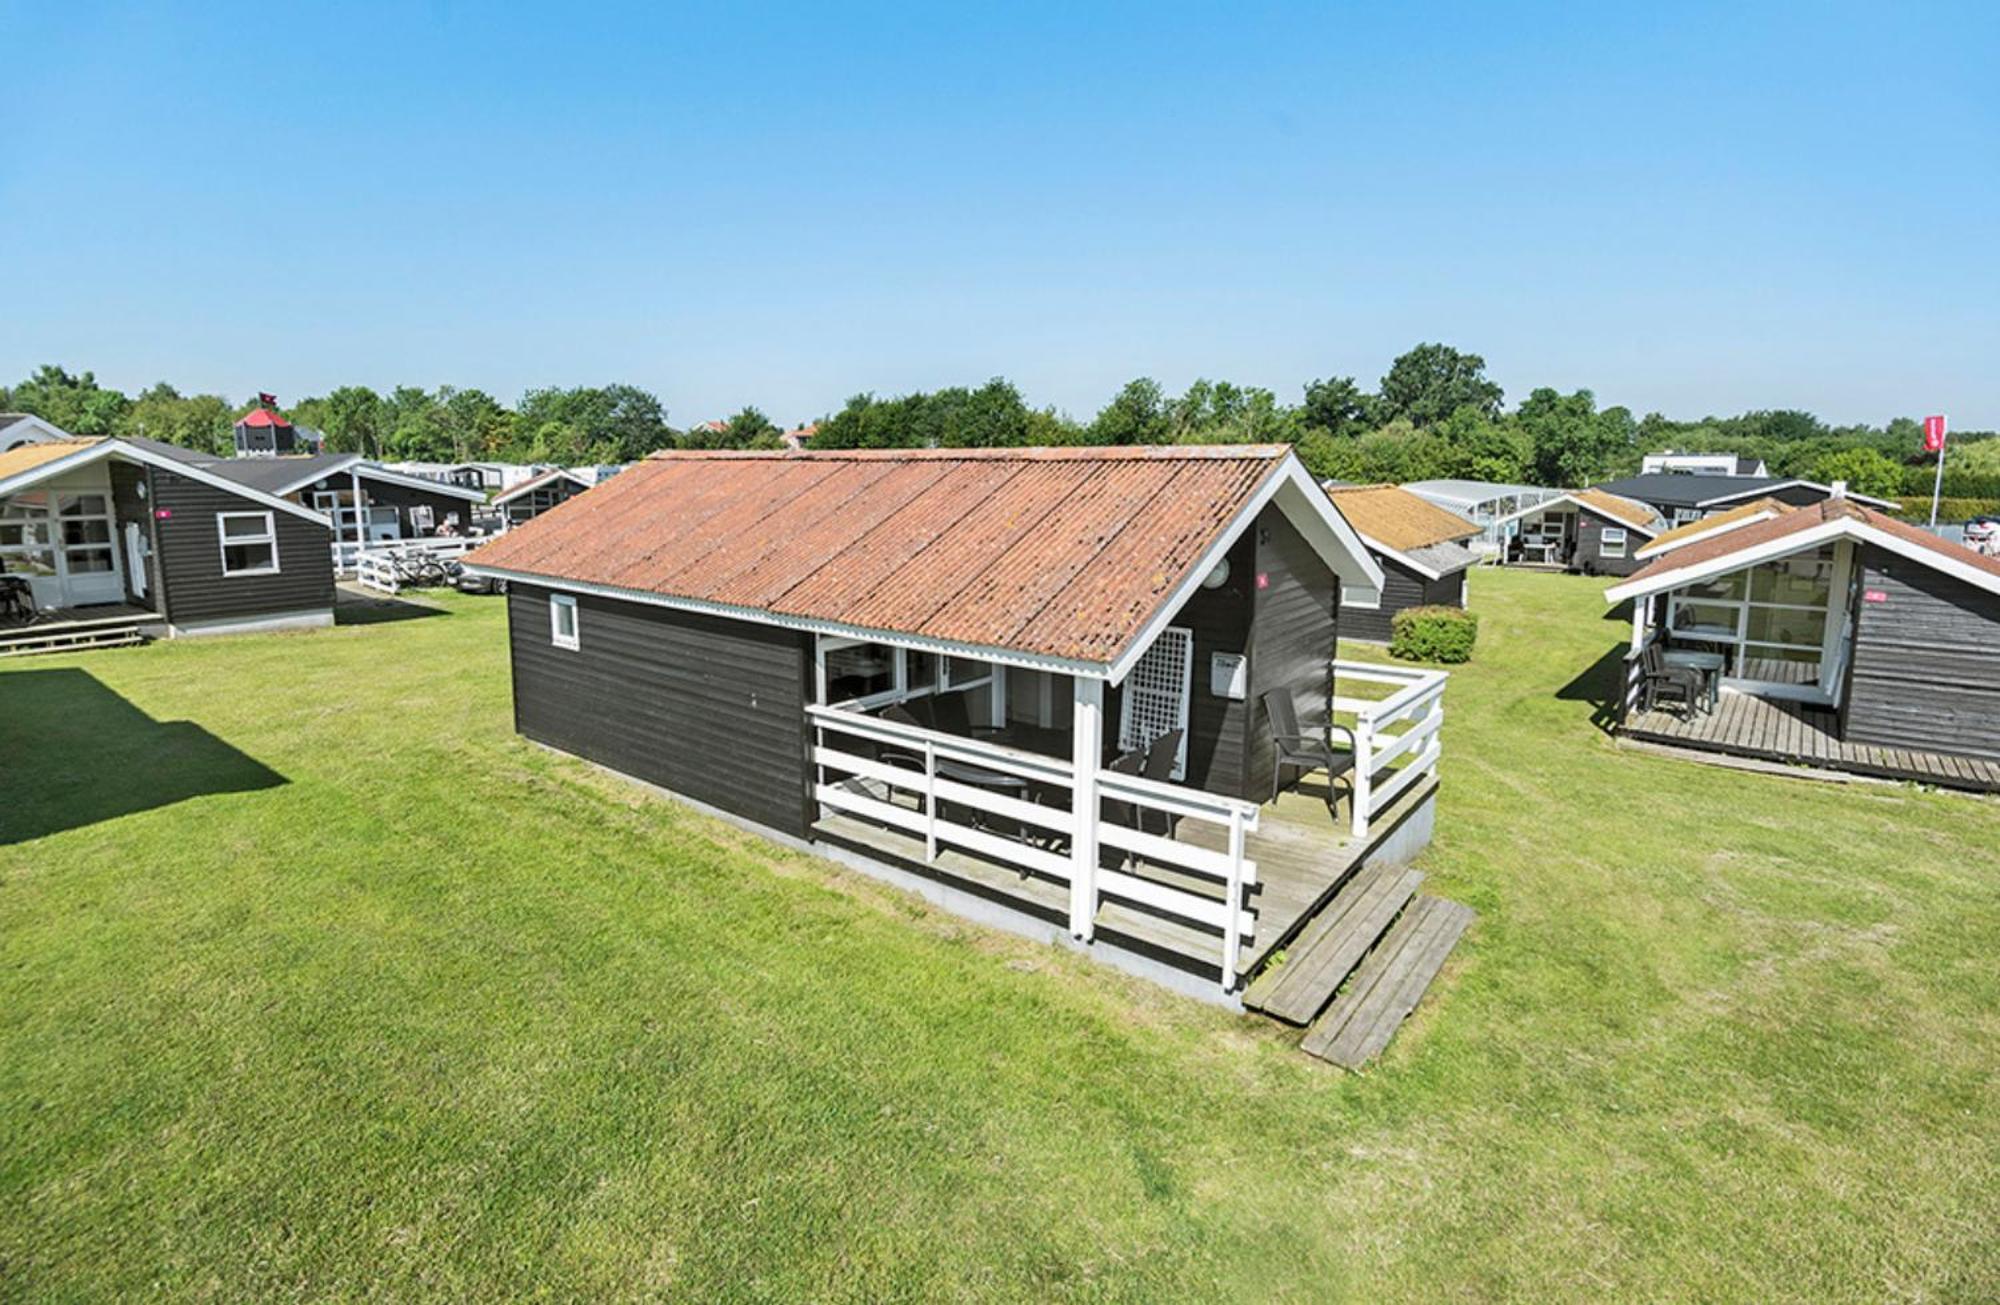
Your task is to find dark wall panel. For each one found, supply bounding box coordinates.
[1845,545,2000,760]
[506,584,815,836]
[150,472,335,625]
[1248,506,1340,801]
[107,461,155,605]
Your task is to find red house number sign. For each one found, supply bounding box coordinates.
[1863,589,1888,604]
[154,508,173,520]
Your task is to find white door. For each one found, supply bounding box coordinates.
[54,490,125,606]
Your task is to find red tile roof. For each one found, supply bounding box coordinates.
[1618,497,2000,591]
[468,445,1296,664]
[236,407,292,428]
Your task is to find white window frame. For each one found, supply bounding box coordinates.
[216,510,280,577]
[550,593,579,651]
[1662,541,1851,702]
[1600,527,1629,559]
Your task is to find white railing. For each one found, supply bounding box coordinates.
[349,537,477,593]
[806,704,1262,989]
[1331,660,1448,839]
[333,533,477,575]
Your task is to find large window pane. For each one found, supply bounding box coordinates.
[221,542,275,574]
[826,643,895,701]
[65,547,114,574]
[1681,572,1747,602]
[1671,603,1740,636]
[1746,606,1826,647]
[61,518,111,547]
[1750,552,1833,606]
[56,493,108,517]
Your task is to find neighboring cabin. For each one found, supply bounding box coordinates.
[1593,473,1896,528]
[0,413,73,454]
[1610,492,2000,783]
[1323,483,1479,642]
[1489,488,1664,576]
[0,437,335,638]
[493,468,597,530]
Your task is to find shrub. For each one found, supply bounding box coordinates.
[1389,605,1478,664]
[1891,496,2000,522]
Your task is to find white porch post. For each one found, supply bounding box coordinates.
[989,663,1008,730]
[1069,675,1103,940]
[1349,715,1374,840]
[349,468,366,566]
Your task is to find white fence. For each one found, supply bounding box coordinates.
[1330,660,1448,838]
[346,537,476,593]
[806,704,1262,988]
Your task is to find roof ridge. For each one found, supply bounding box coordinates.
[645,444,1291,463]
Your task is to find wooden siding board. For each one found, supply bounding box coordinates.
[150,470,335,624]
[506,583,814,836]
[1845,545,2000,761]
[1343,554,1429,643]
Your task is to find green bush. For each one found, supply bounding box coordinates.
[1389,605,1478,664]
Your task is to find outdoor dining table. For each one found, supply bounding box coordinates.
[1662,647,1725,711]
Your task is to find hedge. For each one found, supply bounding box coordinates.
[1890,496,2000,522]
[1388,605,1478,664]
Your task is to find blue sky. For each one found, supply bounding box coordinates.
[5,2,1996,427]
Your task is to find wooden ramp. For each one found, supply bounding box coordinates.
[1243,861,1473,1069]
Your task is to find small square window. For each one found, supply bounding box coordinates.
[550,593,579,650]
[217,511,279,576]
[1600,528,1628,559]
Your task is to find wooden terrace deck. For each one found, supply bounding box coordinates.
[814,768,1440,987]
[1623,692,2000,793]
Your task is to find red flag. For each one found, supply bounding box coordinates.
[1923,414,1947,453]
[258,391,279,408]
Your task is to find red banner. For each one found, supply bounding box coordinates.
[1923,414,1947,453]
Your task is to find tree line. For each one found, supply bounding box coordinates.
[7,347,1994,500]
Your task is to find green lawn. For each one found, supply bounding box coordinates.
[3,572,1996,1301]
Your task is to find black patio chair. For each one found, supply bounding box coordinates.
[1262,689,1357,807]
[1097,750,1148,869]
[0,557,34,626]
[1138,728,1186,839]
[1638,643,1706,719]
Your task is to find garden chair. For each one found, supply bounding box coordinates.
[1262,689,1356,807]
[1638,643,1706,719]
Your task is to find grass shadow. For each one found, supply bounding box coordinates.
[1556,642,1630,735]
[334,588,453,626]
[0,668,286,844]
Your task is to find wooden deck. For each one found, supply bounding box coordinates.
[1623,692,2000,794]
[813,769,1440,986]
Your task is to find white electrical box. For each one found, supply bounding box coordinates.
[1209,651,1247,701]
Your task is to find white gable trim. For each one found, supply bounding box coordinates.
[1695,479,1897,511]
[1633,507,1785,559]
[492,468,591,505]
[1606,517,2000,605]
[0,414,73,447]
[1105,454,1384,686]
[1490,492,1661,538]
[0,439,332,527]
[258,456,489,501]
